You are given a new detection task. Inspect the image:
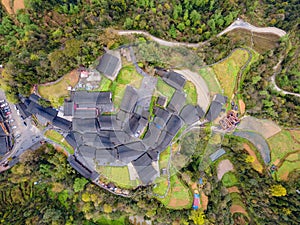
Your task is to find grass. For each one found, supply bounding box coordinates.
[277,161,300,181]
[111,65,143,109]
[153,176,169,196]
[156,77,175,101]
[212,49,249,98]
[38,70,79,108]
[98,76,112,91]
[222,171,239,188]
[183,81,197,105]
[159,146,171,169]
[230,192,245,207]
[155,174,192,209]
[199,67,222,95]
[96,215,126,225]
[268,130,300,164]
[44,130,74,154]
[97,166,140,189]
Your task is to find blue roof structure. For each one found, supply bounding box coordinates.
[209,148,226,162]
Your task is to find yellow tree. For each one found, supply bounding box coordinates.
[270,184,287,197]
[189,210,206,225]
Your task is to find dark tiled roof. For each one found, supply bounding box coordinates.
[74,109,97,118]
[214,94,227,105]
[157,96,167,106]
[162,71,186,90]
[65,132,77,149]
[16,103,31,119]
[205,101,223,122]
[164,114,182,136]
[132,153,152,167]
[120,86,138,113]
[167,91,186,113]
[147,150,159,161]
[52,116,72,131]
[95,148,118,165]
[180,104,203,125]
[68,155,93,179]
[63,101,74,116]
[99,115,121,131]
[142,123,161,148]
[72,118,99,133]
[0,136,9,155]
[133,163,158,185]
[117,145,144,164]
[96,53,120,77]
[156,131,173,151]
[28,94,40,104]
[72,91,112,108]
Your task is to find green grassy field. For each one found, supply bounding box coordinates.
[97,166,140,188]
[199,67,222,95]
[44,130,74,154]
[159,146,171,169]
[230,192,245,207]
[156,77,175,101]
[96,215,126,225]
[183,81,197,105]
[99,76,112,91]
[38,70,79,108]
[222,172,239,188]
[212,49,249,98]
[153,176,169,196]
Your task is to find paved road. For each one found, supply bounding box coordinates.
[174,69,210,112]
[217,18,287,37]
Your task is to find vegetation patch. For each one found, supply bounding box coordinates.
[243,143,264,173]
[98,76,112,91]
[268,130,300,165]
[212,49,249,98]
[183,81,197,105]
[38,70,79,108]
[277,160,300,181]
[97,166,139,189]
[199,67,222,95]
[156,77,175,101]
[44,130,74,154]
[222,171,239,188]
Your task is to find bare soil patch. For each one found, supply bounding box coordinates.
[201,191,208,210]
[239,99,246,115]
[273,159,280,166]
[280,171,289,181]
[217,159,234,180]
[243,143,263,173]
[227,186,240,193]
[230,204,247,215]
[13,0,25,13]
[238,116,281,139]
[1,0,14,14]
[168,198,190,208]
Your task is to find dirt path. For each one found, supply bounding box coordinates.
[227,186,240,193]
[243,143,263,173]
[230,204,247,215]
[217,159,234,180]
[1,0,13,14]
[201,191,208,210]
[174,69,210,112]
[239,99,246,115]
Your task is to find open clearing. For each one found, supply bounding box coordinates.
[243,143,263,173]
[200,191,208,210]
[1,0,14,14]
[229,192,247,216]
[183,81,197,105]
[44,130,74,154]
[238,116,281,139]
[199,67,222,95]
[156,77,175,101]
[38,70,80,108]
[227,186,240,193]
[1,0,25,14]
[212,49,249,98]
[217,159,234,180]
[13,0,25,12]
[222,171,239,187]
[97,166,139,188]
[230,204,247,215]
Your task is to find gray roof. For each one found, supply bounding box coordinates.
[99,115,122,131]
[117,145,144,164]
[180,104,203,125]
[209,148,226,162]
[74,109,97,118]
[214,94,227,105]
[120,86,138,113]
[72,118,99,133]
[16,103,31,119]
[0,136,9,155]
[96,53,120,77]
[164,114,182,136]
[95,148,118,166]
[68,155,95,179]
[156,131,173,151]
[167,91,186,113]
[124,113,148,136]
[63,101,74,116]
[157,96,167,106]
[82,133,114,148]
[205,101,223,122]
[65,132,77,149]
[52,116,72,131]
[162,71,186,90]
[142,123,161,148]
[123,141,146,152]
[132,153,152,167]
[108,130,134,145]
[147,150,159,161]
[72,91,112,108]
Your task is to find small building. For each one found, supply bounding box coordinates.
[156,96,167,107]
[162,71,186,90]
[209,148,226,162]
[167,91,186,114]
[120,86,138,113]
[205,94,227,122]
[96,52,121,80]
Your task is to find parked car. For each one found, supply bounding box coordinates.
[0,100,5,103]
[23,121,27,126]
[12,125,17,129]
[9,119,14,123]
[5,111,12,115]
[15,134,21,139]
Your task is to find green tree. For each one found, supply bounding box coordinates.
[73,177,89,192]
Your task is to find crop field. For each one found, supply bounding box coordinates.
[222,171,239,188]
[38,70,80,108]
[44,130,74,154]
[97,166,140,188]
[212,49,249,98]
[156,174,192,209]
[268,130,300,180]
[243,143,263,173]
[199,67,222,95]
[156,77,175,100]
[183,81,197,105]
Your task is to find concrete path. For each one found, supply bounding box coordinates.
[174,69,210,112]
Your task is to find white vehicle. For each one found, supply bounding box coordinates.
[0,100,4,103]
[12,125,17,129]
[1,103,8,107]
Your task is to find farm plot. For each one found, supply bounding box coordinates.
[233,131,270,164]
[243,143,263,173]
[38,70,80,108]
[156,77,175,101]
[183,81,197,105]
[217,159,234,181]
[212,49,249,98]
[199,67,222,95]
[238,116,281,139]
[97,166,140,189]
